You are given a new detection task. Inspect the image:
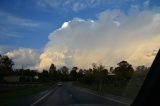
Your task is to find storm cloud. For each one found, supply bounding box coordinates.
[6,48,39,69]
[37,9,160,70]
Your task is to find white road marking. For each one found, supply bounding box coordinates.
[30,87,57,106]
[30,84,130,106]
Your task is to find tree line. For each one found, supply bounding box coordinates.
[0,54,149,84]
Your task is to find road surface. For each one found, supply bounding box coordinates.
[32,82,130,106]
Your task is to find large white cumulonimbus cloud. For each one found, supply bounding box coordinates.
[6,48,39,69]
[37,9,160,70]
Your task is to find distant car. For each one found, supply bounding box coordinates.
[57,82,62,87]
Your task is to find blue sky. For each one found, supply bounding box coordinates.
[0,0,159,51]
[1,0,160,70]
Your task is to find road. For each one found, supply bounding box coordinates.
[32,82,130,106]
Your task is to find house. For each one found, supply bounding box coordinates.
[3,75,38,82]
[3,76,20,82]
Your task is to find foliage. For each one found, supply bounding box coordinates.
[0,55,149,85]
[49,63,56,73]
[0,55,14,81]
[70,67,78,81]
[113,61,134,80]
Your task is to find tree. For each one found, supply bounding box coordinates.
[0,55,14,72]
[70,67,78,81]
[49,63,56,73]
[136,65,148,72]
[83,68,93,84]
[92,64,108,92]
[23,69,37,77]
[92,64,108,80]
[77,69,84,81]
[60,66,69,75]
[0,55,14,81]
[38,70,49,81]
[60,66,69,80]
[113,61,134,80]
[49,63,58,80]
[72,67,78,71]
[134,65,149,78]
[110,67,114,73]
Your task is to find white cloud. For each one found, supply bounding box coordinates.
[61,22,69,29]
[37,0,61,9]
[37,0,104,12]
[36,0,157,13]
[37,9,160,70]
[0,45,16,54]
[0,11,39,27]
[72,2,86,12]
[143,0,150,8]
[5,48,39,69]
[0,11,43,39]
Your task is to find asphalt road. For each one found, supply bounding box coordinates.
[33,82,130,106]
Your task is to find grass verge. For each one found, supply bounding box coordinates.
[74,81,141,100]
[0,82,53,106]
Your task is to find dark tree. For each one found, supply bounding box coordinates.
[110,67,114,73]
[49,63,56,73]
[60,66,69,80]
[23,69,37,77]
[134,65,149,79]
[136,65,148,72]
[70,67,78,81]
[0,55,14,81]
[0,55,14,72]
[92,64,108,92]
[113,61,134,80]
[60,66,69,75]
[77,69,84,81]
[92,64,108,80]
[49,63,58,80]
[38,70,49,81]
[83,68,93,84]
[72,67,78,71]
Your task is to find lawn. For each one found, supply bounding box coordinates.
[74,80,143,100]
[0,83,53,106]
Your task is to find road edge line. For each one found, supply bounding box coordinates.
[30,86,57,106]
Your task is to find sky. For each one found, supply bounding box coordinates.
[0,0,160,70]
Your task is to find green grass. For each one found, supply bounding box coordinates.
[0,83,53,106]
[74,81,141,99]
